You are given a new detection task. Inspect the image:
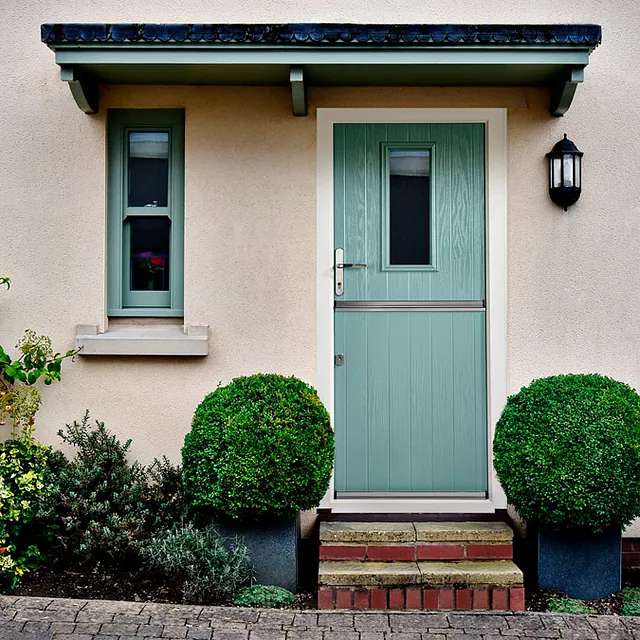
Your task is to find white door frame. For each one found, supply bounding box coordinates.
[316,108,508,514]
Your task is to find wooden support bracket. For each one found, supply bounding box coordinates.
[290,66,307,117]
[60,65,99,114]
[550,66,585,117]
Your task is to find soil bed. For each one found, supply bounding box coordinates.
[12,565,314,609]
[525,568,640,614]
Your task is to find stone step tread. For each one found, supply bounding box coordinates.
[320,521,513,544]
[318,560,523,587]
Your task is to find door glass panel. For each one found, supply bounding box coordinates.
[128,132,169,207]
[130,217,170,291]
[389,150,431,265]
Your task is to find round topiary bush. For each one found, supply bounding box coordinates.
[182,374,334,521]
[494,373,640,533]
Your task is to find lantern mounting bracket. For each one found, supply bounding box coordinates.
[550,66,585,118]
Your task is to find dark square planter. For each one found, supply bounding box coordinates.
[214,516,299,592]
[528,524,621,600]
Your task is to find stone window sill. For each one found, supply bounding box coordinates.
[75,324,209,356]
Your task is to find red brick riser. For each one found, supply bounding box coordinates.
[320,543,513,561]
[318,586,525,611]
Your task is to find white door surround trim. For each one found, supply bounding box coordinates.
[316,108,508,514]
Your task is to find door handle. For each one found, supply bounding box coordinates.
[335,248,367,296]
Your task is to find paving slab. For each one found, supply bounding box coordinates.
[0,596,639,639]
[319,561,422,586]
[319,522,416,543]
[418,560,523,586]
[414,521,513,542]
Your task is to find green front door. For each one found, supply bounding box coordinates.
[333,123,487,497]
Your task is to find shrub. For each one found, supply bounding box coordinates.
[37,413,189,568]
[182,374,334,521]
[0,329,80,434]
[0,435,50,585]
[142,524,252,604]
[233,584,295,608]
[621,587,640,616]
[547,596,593,614]
[38,412,153,565]
[494,374,640,533]
[146,455,189,531]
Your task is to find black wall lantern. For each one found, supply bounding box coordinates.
[546,134,583,210]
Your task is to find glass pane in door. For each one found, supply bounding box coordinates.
[389,150,431,265]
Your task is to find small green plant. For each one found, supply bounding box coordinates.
[621,587,640,616]
[234,584,295,608]
[494,374,640,532]
[143,524,252,604]
[0,277,9,289]
[547,596,593,614]
[0,330,80,434]
[37,412,153,566]
[182,374,334,521]
[0,434,51,586]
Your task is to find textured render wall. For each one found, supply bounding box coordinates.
[1,2,640,496]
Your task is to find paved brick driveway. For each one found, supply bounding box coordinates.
[1,596,639,639]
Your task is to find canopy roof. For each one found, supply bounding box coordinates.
[41,23,602,116]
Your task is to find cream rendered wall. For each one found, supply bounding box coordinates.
[1,2,640,520]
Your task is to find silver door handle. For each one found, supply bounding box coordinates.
[335,248,367,296]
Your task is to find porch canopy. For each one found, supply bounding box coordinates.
[41,23,601,117]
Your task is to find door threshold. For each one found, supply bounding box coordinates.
[320,497,499,514]
[336,491,486,499]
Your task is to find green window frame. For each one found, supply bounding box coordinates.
[107,109,185,317]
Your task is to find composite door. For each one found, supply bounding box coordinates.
[333,123,487,498]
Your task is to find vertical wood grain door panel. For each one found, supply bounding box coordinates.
[333,123,487,495]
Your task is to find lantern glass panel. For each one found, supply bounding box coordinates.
[575,156,581,188]
[552,157,562,188]
[563,154,574,187]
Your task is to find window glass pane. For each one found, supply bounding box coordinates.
[130,217,170,291]
[389,150,431,265]
[128,132,169,207]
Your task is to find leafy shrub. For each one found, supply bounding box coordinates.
[493,374,640,533]
[146,455,189,531]
[0,330,80,433]
[234,584,295,608]
[621,587,640,616]
[547,596,593,614]
[38,412,154,565]
[0,435,50,585]
[142,524,252,604]
[37,413,189,568]
[182,374,334,521]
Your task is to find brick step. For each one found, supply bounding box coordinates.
[318,583,525,611]
[318,560,524,611]
[320,521,514,561]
